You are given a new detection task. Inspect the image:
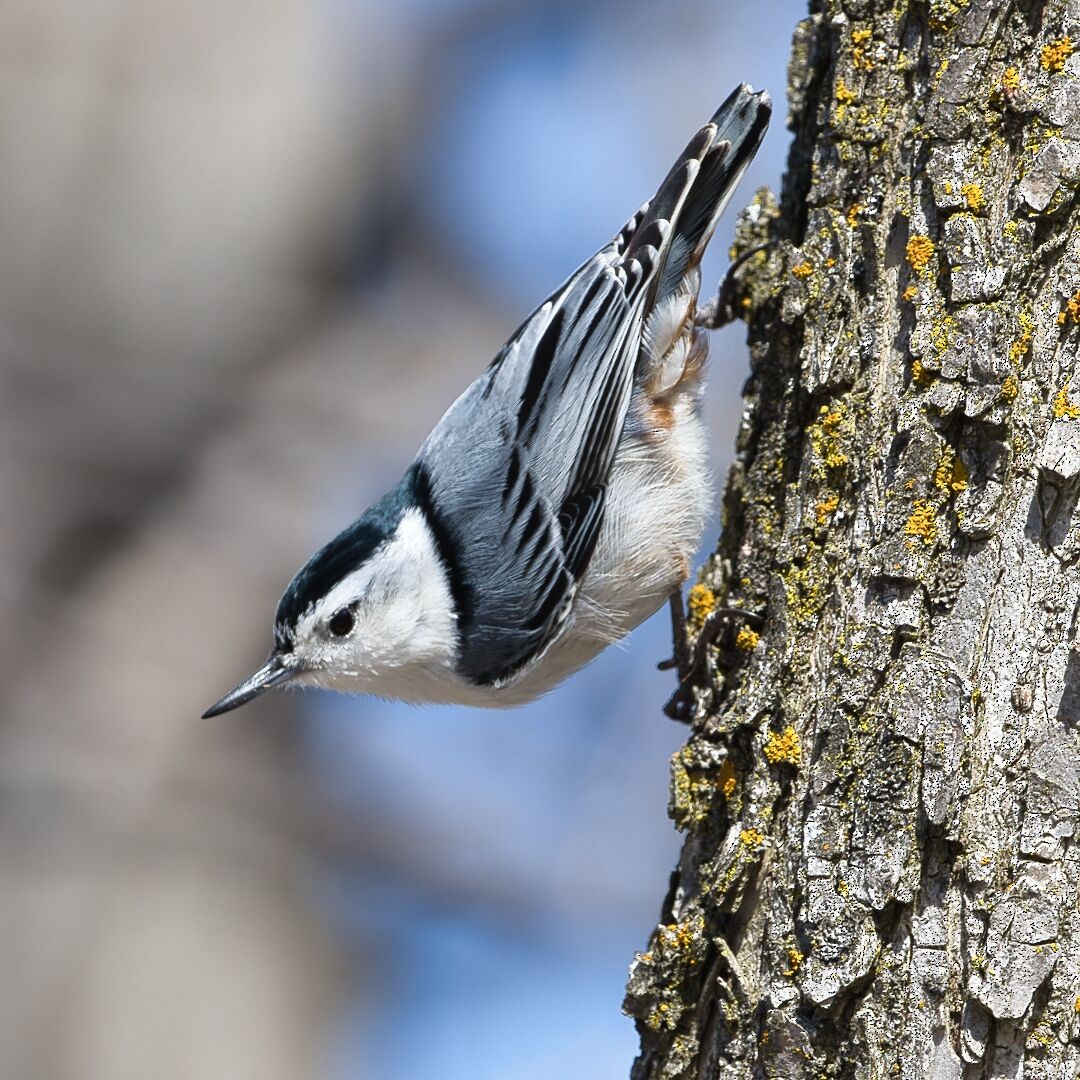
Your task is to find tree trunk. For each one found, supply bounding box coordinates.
[625,2,1080,1077]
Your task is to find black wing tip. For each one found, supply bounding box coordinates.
[708,85,772,173]
[711,84,773,137]
[744,83,773,109]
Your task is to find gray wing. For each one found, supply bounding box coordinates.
[417,248,647,686]
[416,86,771,686]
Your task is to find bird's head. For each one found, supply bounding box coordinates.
[202,467,458,717]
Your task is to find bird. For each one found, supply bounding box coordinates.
[203,85,771,719]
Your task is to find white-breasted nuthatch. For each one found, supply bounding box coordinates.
[203,85,771,718]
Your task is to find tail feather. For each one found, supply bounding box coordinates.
[697,85,773,258]
[622,127,712,265]
[659,85,771,302]
[626,85,771,311]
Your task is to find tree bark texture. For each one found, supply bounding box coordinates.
[625,2,1080,1077]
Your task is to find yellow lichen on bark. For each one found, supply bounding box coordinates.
[961,183,984,213]
[851,28,874,71]
[1009,310,1035,364]
[718,759,737,798]
[1051,382,1080,420]
[783,948,804,977]
[1057,290,1080,325]
[906,235,935,272]
[815,493,840,524]
[904,500,938,545]
[934,448,968,493]
[763,726,802,766]
[688,583,715,626]
[1040,36,1074,72]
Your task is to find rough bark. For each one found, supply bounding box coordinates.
[625,2,1080,1077]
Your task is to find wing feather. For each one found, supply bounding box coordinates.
[416,87,770,686]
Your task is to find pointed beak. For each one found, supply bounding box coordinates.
[202,655,296,718]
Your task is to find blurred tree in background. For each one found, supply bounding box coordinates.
[626,2,1080,1077]
[0,2,795,1078]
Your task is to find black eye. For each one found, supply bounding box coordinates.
[328,608,355,638]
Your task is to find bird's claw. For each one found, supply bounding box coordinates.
[696,241,776,329]
[662,598,764,721]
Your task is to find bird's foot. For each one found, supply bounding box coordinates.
[696,241,776,329]
[661,602,764,722]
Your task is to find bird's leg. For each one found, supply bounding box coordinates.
[696,241,775,330]
[662,606,765,722]
[657,590,691,674]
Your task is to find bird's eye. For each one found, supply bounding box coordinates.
[328,608,355,638]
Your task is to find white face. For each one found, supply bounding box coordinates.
[286,508,459,694]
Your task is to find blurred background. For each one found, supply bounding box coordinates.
[0,1,799,1077]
